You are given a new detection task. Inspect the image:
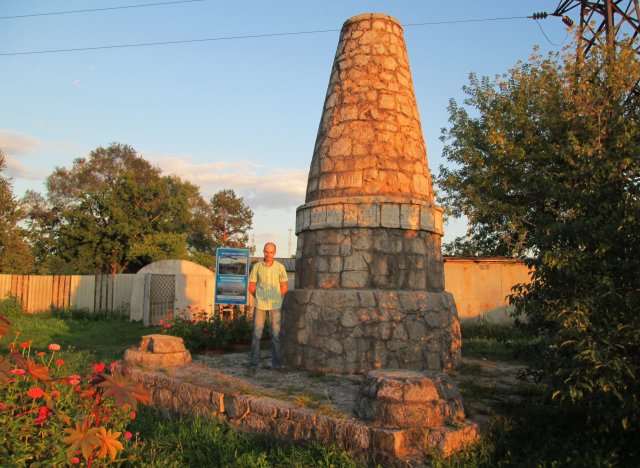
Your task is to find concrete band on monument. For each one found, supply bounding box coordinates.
[295,197,444,235]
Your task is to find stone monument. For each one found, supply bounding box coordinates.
[281,13,462,374]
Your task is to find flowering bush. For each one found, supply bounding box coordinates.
[0,314,151,466]
[160,308,229,352]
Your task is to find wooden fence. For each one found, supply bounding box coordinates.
[0,274,135,315]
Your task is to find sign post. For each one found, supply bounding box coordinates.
[214,248,250,305]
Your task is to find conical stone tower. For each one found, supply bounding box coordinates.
[281,13,461,374]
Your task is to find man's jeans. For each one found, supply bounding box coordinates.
[249,308,282,370]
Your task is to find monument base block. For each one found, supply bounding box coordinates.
[281,289,461,375]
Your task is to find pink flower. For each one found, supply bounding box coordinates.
[124,431,133,440]
[93,362,105,373]
[68,375,81,385]
[56,359,65,366]
[129,411,136,420]
[51,390,61,398]
[37,351,45,357]
[48,343,61,351]
[109,362,118,371]
[71,457,80,464]
[28,387,45,399]
[10,369,26,375]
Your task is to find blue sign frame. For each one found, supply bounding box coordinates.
[215,248,250,305]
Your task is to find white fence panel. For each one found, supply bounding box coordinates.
[71,276,96,312]
[114,274,135,316]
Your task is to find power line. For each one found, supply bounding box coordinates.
[0,0,204,20]
[0,15,537,57]
[0,28,340,56]
[403,15,529,27]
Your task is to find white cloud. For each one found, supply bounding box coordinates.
[148,154,307,211]
[72,79,81,86]
[0,130,43,155]
[0,131,47,179]
[0,130,85,181]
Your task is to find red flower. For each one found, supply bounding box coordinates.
[93,362,106,373]
[48,343,61,351]
[70,457,80,464]
[124,431,133,440]
[51,390,61,398]
[37,351,45,357]
[20,341,31,349]
[109,362,118,371]
[56,359,65,366]
[34,405,51,425]
[28,387,45,399]
[129,411,136,420]
[10,369,26,375]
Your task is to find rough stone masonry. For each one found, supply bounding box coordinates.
[281,13,462,374]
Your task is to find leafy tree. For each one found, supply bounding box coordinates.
[437,40,640,443]
[0,151,34,273]
[207,189,253,249]
[34,143,212,274]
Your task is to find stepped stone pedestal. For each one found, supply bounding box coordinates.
[281,13,461,375]
[124,334,191,368]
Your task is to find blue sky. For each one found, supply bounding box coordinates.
[0,0,571,255]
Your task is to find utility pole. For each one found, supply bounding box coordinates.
[552,0,638,55]
[533,1,639,92]
[288,228,293,258]
[533,1,639,56]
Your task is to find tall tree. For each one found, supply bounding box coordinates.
[207,189,253,249]
[39,143,211,274]
[437,40,640,441]
[0,151,34,273]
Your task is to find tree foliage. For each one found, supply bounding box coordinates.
[0,151,34,273]
[437,41,640,439]
[206,189,253,249]
[28,143,214,274]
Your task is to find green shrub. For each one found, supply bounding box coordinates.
[0,296,23,318]
[161,309,229,352]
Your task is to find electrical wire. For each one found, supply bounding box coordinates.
[0,15,550,57]
[533,19,570,46]
[0,0,204,20]
[404,16,529,27]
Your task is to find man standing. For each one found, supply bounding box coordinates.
[248,242,288,374]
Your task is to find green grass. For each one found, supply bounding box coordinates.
[460,318,539,362]
[2,308,152,364]
[127,407,359,467]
